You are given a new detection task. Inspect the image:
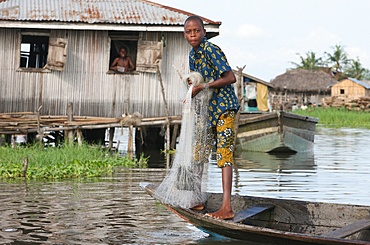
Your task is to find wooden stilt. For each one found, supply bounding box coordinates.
[37,105,43,147]
[156,65,171,168]
[66,102,74,144]
[170,124,179,150]
[166,120,170,168]
[76,128,83,146]
[108,127,115,151]
[128,125,134,159]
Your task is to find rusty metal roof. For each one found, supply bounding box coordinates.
[0,0,221,26]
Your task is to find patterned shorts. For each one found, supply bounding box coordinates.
[215,110,236,168]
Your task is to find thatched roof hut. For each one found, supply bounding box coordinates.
[270,69,338,93]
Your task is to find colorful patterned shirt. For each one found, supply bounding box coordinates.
[189,37,240,126]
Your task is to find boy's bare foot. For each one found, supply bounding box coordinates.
[206,209,234,220]
[191,204,204,211]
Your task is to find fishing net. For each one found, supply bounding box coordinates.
[154,72,213,208]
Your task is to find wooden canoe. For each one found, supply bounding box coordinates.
[142,183,370,245]
[236,111,319,153]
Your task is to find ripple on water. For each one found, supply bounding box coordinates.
[1,127,370,244]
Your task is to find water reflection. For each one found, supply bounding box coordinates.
[1,127,370,244]
[233,151,316,195]
[214,127,370,205]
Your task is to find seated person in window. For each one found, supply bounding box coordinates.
[110,47,135,72]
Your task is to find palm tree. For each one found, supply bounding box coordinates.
[291,51,323,70]
[345,58,370,80]
[324,44,349,73]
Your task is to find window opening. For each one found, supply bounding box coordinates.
[20,35,49,68]
[109,39,138,73]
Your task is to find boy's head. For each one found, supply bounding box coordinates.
[119,47,127,57]
[184,15,206,50]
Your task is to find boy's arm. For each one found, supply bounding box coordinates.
[110,58,119,70]
[127,57,135,71]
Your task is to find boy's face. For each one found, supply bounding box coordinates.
[184,19,205,50]
[119,48,127,57]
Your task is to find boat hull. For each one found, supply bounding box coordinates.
[142,183,370,245]
[236,111,318,153]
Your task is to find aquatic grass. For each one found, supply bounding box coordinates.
[293,107,370,128]
[0,144,148,180]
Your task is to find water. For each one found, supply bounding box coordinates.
[1,126,370,244]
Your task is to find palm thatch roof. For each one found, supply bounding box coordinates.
[270,69,338,92]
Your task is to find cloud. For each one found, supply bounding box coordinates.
[235,23,266,39]
[304,27,341,53]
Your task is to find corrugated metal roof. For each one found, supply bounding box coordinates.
[0,0,221,26]
[348,78,370,89]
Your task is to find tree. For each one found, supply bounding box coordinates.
[324,44,349,73]
[289,45,370,81]
[291,51,323,70]
[345,58,370,80]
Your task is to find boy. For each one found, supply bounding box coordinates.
[110,47,135,72]
[184,15,239,220]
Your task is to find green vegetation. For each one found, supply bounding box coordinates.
[291,44,370,80]
[294,107,370,129]
[0,143,148,180]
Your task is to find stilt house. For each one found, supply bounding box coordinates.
[0,0,222,152]
[0,0,220,119]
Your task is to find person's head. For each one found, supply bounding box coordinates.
[184,15,206,50]
[119,47,127,57]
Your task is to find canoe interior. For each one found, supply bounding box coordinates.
[143,183,370,245]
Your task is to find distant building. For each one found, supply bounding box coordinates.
[330,78,370,99]
[234,71,272,112]
[269,69,338,110]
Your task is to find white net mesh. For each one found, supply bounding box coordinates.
[154,73,213,208]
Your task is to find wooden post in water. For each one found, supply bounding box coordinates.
[156,65,171,168]
[234,66,246,146]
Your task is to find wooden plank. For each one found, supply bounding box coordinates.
[323,219,370,238]
[232,204,274,223]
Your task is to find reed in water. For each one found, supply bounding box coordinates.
[0,143,147,179]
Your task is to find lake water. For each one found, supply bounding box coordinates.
[1,126,370,244]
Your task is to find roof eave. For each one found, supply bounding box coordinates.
[0,20,220,35]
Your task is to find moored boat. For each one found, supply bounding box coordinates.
[142,182,370,245]
[236,111,318,153]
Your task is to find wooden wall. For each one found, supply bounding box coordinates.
[0,28,191,118]
[331,79,366,98]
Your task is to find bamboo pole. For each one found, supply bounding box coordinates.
[156,65,171,168]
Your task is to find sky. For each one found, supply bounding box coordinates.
[151,0,370,82]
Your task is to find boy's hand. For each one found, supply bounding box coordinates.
[192,84,204,97]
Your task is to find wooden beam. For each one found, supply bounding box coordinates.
[323,219,370,238]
